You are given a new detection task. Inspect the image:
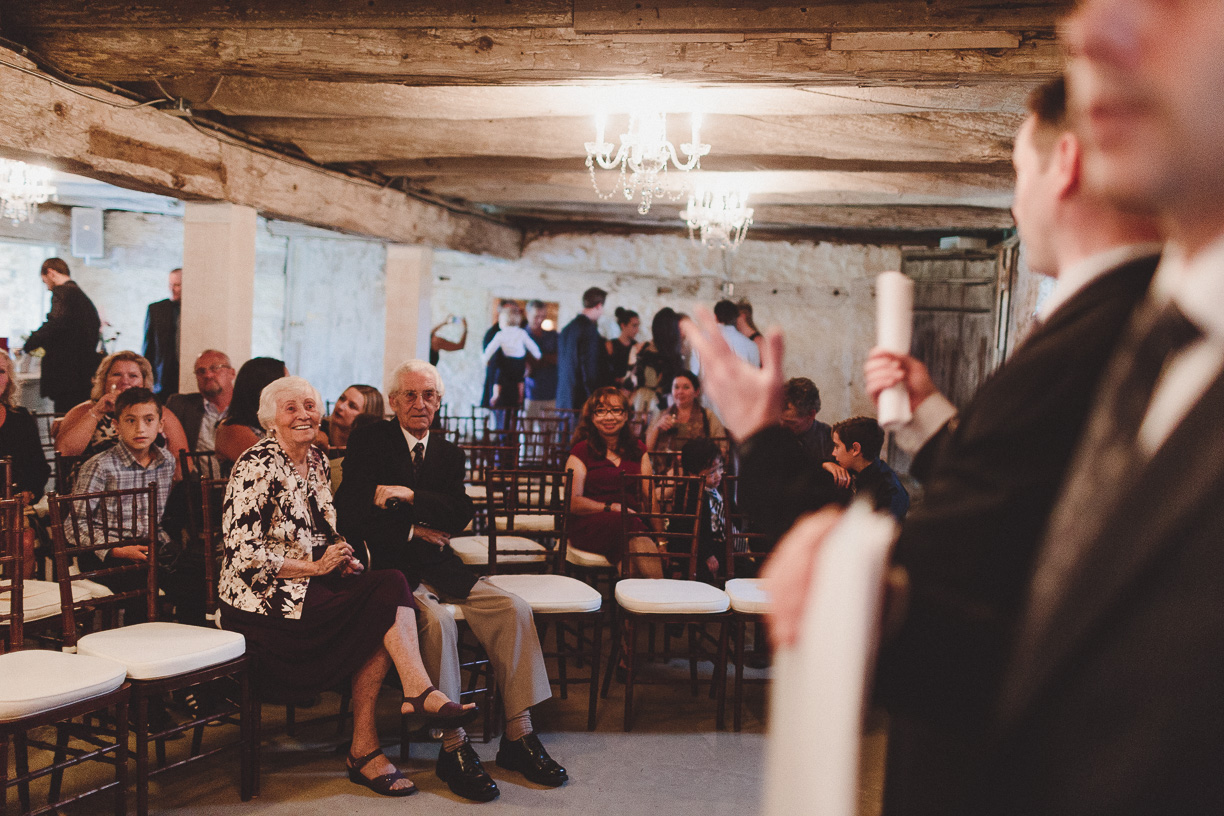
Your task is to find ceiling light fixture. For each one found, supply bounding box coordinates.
[585,111,709,215]
[682,188,754,251]
[0,159,56,224]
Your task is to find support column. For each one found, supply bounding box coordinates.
[179,202,258,392]
[383,244,434,393]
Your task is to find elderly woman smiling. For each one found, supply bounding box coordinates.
[220,375,475,797]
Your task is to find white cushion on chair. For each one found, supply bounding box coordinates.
[724,578,771,615]
[566,546,613,569]
[614,579,730,615]
[78,621,246,681]
[487,574,602,614]
[0,650,127,721]
[450,535,548,565]
[494,515,556,533]
[3,580,111,623]
[466,484,487,500]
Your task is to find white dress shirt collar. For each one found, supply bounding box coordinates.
[399,425,430,454]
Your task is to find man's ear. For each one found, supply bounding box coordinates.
[1053,131,1083,200]
[849,442,863,459]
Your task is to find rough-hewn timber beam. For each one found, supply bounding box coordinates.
[0,0,1069,33]
[373,155,1015,176]
[0,27,1064,85]
[233,112,1021,164]
[0,49,521,258]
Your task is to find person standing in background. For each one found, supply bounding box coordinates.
[23,257,102,413]
[556,287,610,412]
[524,300,559,421]
[143,267,181,397]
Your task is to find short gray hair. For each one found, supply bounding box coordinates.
[257,375,322,430]
[389,360,445,400]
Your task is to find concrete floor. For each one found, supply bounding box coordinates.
[12,657,887,816]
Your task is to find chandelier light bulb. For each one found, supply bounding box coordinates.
[585,110,711,215]
[0,158,56,224]
[682,188,754,251]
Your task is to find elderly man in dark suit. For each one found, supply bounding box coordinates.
[23,257,101,413]
[142,267,181,396]
[555,286,609,411]
[684,66,1178,814]
[335,360,564,803]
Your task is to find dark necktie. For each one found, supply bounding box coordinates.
[412,442,425,473]
[1019,301,1202,652]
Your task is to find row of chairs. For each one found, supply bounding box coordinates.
[0,484,257,816]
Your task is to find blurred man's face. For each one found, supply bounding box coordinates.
[169,269,182,301]
[780,403,815,435]
[1067,0,1224,235]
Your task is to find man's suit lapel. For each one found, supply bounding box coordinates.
[383,421,415,487]
[1004,368,1224,726]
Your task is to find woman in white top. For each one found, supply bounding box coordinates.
[480,303,541,408]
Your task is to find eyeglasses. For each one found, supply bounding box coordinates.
[194,364,232,376]
[593,407,627,418]
[399,390,440,405]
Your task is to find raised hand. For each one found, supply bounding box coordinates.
[864,348,938,412]
[680,307,785,441]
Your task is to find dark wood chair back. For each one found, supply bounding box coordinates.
[0,497,24,649]
[619,472,704,581]
[47,484,160,647]
[0,456,12,499]
[719,475,769,579]
[179,449,224,480]
[485,468,572,572]
[197,477,228,618]
[53,453,90,494]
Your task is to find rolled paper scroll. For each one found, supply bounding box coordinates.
[875,271,914,429]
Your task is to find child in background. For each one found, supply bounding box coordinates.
[481,303,541,409]
[831,415,910,522]
[668,437,733,584]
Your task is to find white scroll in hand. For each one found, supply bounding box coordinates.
[875,271,914,430]
[762,500,899,816]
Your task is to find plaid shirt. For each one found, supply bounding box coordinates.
[71,442,174,560]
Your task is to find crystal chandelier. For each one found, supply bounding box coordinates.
[0,159,56,224]
[585,111,710,215]
[682,188,754,251]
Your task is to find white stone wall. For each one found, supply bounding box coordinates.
[431,233,903,425]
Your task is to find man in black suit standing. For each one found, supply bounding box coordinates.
[23,257,101,413]
[685,70,1170,814]
[142,267,181,397]
[555,286,609,411]
[336,360,564,802]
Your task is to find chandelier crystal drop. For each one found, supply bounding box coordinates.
[0,158,56,224]
[584,111,710,215]
[682,188,754,251]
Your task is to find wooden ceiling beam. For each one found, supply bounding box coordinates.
[2,0,1069,33]
[231,112,1021,164]
[2,26,1064,85]
[0,47,521,258]
[371,155,1014,176]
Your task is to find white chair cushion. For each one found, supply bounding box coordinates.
[615,578,730,615]
[566,546,613,569]
[487,574,602,614]
[450,535,548,565]
[3,580,112,624]
[495,515,556,533]
[466,484,487,500]
[0,650,127,721]
[724,578,771,615]
[78,621,246,681]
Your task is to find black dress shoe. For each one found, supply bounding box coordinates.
[496,733,568,787]
[436,740,499,802]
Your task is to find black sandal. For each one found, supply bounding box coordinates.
[346,748,417,797]
[401,685,481,728]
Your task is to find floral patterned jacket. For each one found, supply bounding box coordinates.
[220,434,339,619]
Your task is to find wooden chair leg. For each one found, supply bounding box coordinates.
[734,616,747,732]
[12,731,30,815]
[553,621,570,699]
[239,666,257,802]
[134,693,150,816]
[715,619,729,731]
[48,722,69,804]
[600,608,622,699]
[587,613,602,731]
[1,730,9,816]
[115,697,130,816]
[284,703,296,737]
[336,691,352,739]
[623,616,637,733]
[689,624,700,696]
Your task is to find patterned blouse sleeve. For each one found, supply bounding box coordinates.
[222,449,286,596]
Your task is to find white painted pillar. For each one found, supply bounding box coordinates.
[382,244,434,393]
[179,202,258,392]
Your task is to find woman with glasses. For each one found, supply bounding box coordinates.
[644,370,724,455]
[565,386,662,578]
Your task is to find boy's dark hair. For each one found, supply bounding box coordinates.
[115,387,162,418]
[783,377,821,415]
[581,287,607,309]
[833,416,885,461]
[680,437,721,476]
[713,300,740,325]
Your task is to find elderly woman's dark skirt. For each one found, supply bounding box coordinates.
[221,568,414,703]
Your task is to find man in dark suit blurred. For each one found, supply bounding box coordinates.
[555,286,609,411]
[142,267,181,396]
[336,360,563,803]
[23,257,101,412]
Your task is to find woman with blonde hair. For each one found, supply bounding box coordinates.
[54,350,188,465]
